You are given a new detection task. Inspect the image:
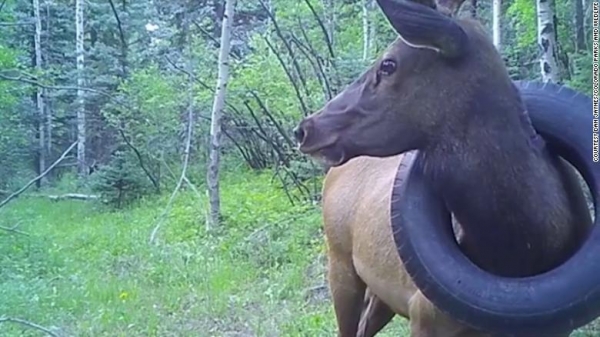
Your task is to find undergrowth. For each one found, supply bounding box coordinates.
[0,169,410,336]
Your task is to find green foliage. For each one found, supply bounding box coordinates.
[566,51,592,95]
[90,149,156,208]
[0,45,32,188]
[0,170,409,336]
[98,64,193,198]
[106,64,184,153]
[506,0,537,50]
[230,36,309,118]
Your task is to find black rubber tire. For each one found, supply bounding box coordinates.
[390,80,600,335]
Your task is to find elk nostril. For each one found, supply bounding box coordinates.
[293,125,306,143]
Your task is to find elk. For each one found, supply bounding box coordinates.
[293,0,599,336]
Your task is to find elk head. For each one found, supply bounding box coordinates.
[292,0,506,166]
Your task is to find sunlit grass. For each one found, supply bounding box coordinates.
[0,170,409,336]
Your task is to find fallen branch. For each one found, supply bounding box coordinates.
[0,222,29,236]
[0,193,98,202]
[0,316,61,337]
[0,141,78,209]
[44,193,99,201]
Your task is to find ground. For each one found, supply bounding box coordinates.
[0,170,597,336]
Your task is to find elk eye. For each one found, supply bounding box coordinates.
[378,59,397,76]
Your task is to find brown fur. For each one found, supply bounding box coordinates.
[295,4,592,336]
[322,154,494,336]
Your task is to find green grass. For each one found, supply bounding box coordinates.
[0,169,409,336]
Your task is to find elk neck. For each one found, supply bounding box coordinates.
[418,82,579,277]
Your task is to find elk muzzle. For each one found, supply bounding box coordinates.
[294,114,347,166]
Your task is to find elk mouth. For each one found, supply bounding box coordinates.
[294,122,349,166]
[298,142,348,167]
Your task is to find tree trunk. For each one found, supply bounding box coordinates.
[574,0,585,51]
[362,0,373,61]
[583,0,590,43]
[264,0,272,41]
[207,0,236,229]
[76,0,86,175]
[537,0,560,82]
[45,0,52,157]
[492,0,501,50]
[323,0,334,49]
[33,0,45,185]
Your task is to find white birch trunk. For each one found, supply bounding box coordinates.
[537,0,560,82]
[574,0,585,51]
[76,0,86,175]
[362,0,374,61]
[265,0,272,41]
[492,0,501,50]
[45,0,52,155]
[33,0,45,183]
[207,0,236,229]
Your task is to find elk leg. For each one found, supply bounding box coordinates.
[408,291,488,337]
[408,291,448,337]
[328,250,366,337]
[357,290,395,337]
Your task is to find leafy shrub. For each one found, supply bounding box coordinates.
[566,51,592,96]
[90,148,156,208]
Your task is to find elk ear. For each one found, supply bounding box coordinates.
[376,0,468,58]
